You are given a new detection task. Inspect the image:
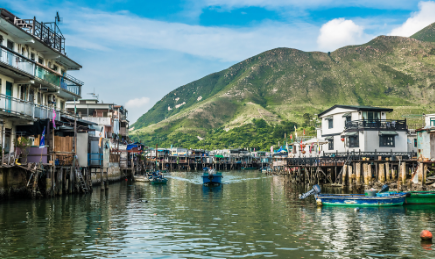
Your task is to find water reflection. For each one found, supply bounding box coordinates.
[0,171,434,258]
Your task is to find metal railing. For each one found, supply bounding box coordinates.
[0,46,82,97]
[0,94,62,121]
[15,18,66,54]
[345,119,407,130]
[0,94,34,117]
[88,153,103,167]
[0,48,35,76]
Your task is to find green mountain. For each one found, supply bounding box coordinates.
[131,24,435,150]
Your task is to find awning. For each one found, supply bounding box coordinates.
[342,131,358,136]
[342,112,351,117]
[379,131,398,136]
[325,136,334,140]
[215,154,224,158]
[324,116,333,120]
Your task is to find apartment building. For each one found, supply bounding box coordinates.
[65,99,129,141]
[317,105,409,153]
[0,9,83,153]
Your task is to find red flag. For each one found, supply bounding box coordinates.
[303,129,305,136]
[290,134,293,140]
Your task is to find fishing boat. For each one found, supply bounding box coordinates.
[300,184,407,207]
[393,191,435,204]
[261,167,272,173]
[203,169,223,186]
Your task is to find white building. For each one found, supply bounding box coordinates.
[317,105,409,154]
[0,9,83,153]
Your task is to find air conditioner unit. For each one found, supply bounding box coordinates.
[28,136,35,146]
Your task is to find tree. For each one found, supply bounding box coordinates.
[303,113,311,127]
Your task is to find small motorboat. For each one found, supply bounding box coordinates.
[390,191,435,204]
[150,171,168,185]
[134,175,150,182]
[261,167,272,173]
[300,184,407,207]
[203,168,223,186]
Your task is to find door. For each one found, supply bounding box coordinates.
[6,81,12,112]
[7,40,14,66]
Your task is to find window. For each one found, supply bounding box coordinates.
[7,40,14,50]
[328,119,333,129]
[53,64,58,71]
[430,119,435,127]
[414,138,417,148]
[328,139,334,150]
[20,85,27,100]
[346,116,351,122]
[348,136,359,148]
[30,53,35,61]
[362,111,380,122]
[38,57,44,64]
[380,135,395,147]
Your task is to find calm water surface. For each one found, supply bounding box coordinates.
[1,171,435,258]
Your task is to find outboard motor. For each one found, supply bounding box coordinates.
[299,184,321,199]
[378,184,389,193]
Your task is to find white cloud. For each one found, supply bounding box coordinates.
[199,0,416,10]
[125,97,151,109]
[58,9,319,62]
[389,1,435,37]
[317,18,370,51]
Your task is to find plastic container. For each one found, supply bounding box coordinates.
[365,190,377,197]
[376,193,390,197]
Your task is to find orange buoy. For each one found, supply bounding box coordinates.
[420,230,433,240]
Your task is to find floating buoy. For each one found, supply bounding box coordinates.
[355,207,360,212]
[316,199,323,206]
[420,230,433,240]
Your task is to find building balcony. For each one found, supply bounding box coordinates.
[345,119,407,131]
[0,94,61,121]
[0,46,82,99]
[120,127,127,136]
[82,116,112,126]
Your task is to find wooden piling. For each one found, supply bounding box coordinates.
[401,162,407,185]
[392,166,396,180]
[418,162,423,184]
[385,162,390,182]
[379,164,385,183]
[342,165,347,186]
[348,165,353,186]
[355,162,361,185]
[363,163,369,185]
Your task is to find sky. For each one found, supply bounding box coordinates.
[2,0,435,123]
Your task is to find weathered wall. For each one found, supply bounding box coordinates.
[90,164,122,185]
[0,167,28,199]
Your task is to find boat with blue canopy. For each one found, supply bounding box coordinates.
[202,168,223,186]
[149,171,168,185]
[300,184,407,207]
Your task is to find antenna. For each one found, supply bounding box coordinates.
[87,88,99,100]
[55,12,63,24]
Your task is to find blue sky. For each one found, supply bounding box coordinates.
[2,0,435,123]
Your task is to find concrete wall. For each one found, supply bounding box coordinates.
[417,131,431,159]
[77,133,88,167]
[320,108,357,136]
[0,167,28,199]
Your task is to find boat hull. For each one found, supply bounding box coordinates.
[150,178,168,185]
[202,174,222,185]
[315,193,406,207]
[405,191,435,204]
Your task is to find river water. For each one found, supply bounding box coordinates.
[1,171,434,258]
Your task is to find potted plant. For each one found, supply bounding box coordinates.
[14,136,32,164]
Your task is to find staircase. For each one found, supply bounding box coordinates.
[76,170,89,193]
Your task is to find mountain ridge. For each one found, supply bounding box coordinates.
[130,24,435,148]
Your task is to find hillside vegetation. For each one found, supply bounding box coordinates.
[131,23,435,150]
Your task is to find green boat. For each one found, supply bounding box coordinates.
[150,177,168,185]
[404,191,435,204]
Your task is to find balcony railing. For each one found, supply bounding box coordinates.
[0,46,82,97]
[0,48,35,76]
[14,17,66,54]
[0,94,61,121]
[345,119,407,131]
